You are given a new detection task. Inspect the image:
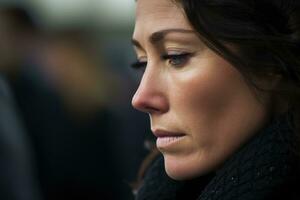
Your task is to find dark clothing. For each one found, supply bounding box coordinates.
[136,113,300,200]
[0,76,42,200]
[6,70,134,200]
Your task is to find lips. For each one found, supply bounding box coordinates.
[153,129,186,149]
[152,129,186,138]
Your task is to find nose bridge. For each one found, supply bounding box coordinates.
[132,63,168,113]
[137,65,158,96]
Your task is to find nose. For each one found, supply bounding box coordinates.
[131,69,168,114]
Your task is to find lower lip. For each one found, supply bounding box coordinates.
[156,135,186,148]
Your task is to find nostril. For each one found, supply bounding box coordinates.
[143,106,161,114]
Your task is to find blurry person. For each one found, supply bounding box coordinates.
[0,6,133,200]
[39,30,115,117]
[35,31,128,200]
[131,0,300,199]
[0,6,42,200]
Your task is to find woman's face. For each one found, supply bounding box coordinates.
[132,0,270,180]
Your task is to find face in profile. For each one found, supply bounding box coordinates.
[131,0,270,180]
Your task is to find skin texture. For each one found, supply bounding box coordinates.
[132,0,270,180]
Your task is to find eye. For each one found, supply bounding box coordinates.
[162,52,192,68]
[131,60,147,70]
[130,60,147,80]
[131,55,147,70]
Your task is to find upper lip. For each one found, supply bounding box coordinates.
[152,129,186,138]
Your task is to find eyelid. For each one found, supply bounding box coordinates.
[131,55,147,69]
[138,55,147,62]
[165,47,188,53]
[161,52,191,59]
[161,51,193,67]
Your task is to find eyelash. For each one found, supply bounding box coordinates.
[162,53,191,67]
[131,60,147,70]
[131,53,191,70]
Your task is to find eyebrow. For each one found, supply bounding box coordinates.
[132,28,195,50]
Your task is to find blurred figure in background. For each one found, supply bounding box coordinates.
[0,6,43,200]
[34,29,131,200]
[0,77,42,200]
[0,5,140,200]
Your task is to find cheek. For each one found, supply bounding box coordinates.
[163,54,269,180]
[171,59,244,133]
[170,57,267,160]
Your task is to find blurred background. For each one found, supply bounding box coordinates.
[0,0,151,200]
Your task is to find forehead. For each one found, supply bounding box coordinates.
[134,0,192,39]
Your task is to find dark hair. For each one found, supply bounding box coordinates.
[175,0,300,143]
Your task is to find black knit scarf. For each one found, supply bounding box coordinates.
[135,113,300,200]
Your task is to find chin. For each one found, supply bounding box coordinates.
[163,153,212,181]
